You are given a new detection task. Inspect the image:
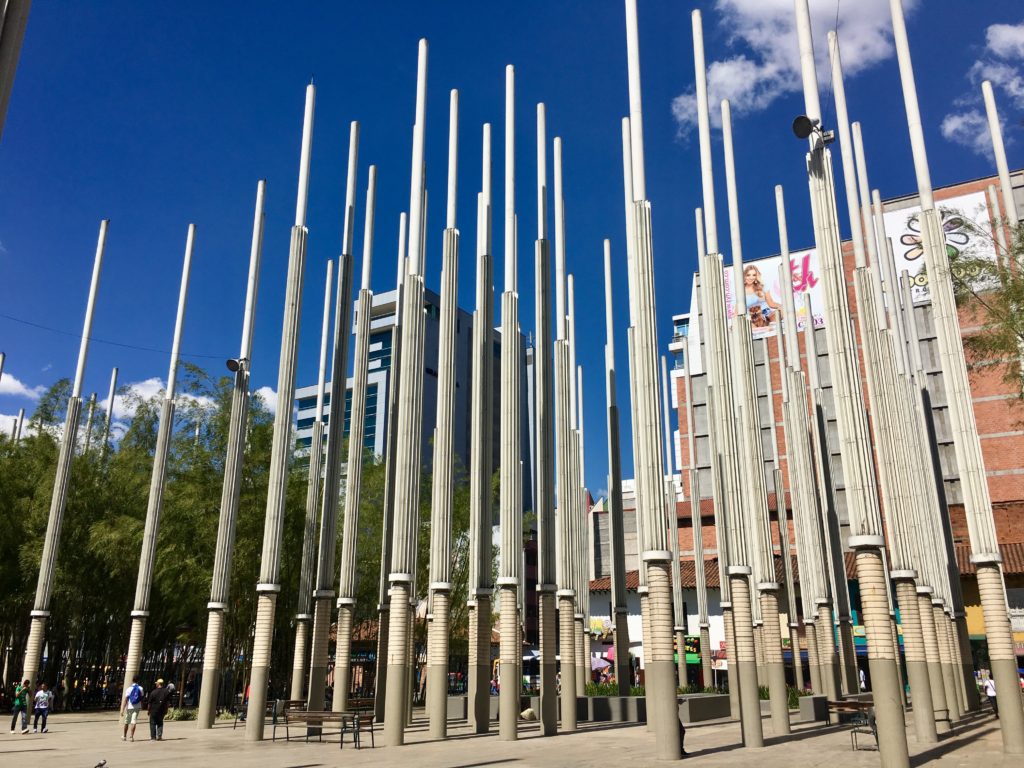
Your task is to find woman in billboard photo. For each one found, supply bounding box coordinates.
[743,264,783,329]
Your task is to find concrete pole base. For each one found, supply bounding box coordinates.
[499,587,519,741]
[538,592,558,735]
[245,592,277,742]
[700,626,713,690]
[918,595,951,734]
[383,585,410,746]
[374,606,390,723]
[675,629,687,688]
[427,591,450,739]
[290,618,309,703]
[976,563,1024,754]
[306,596,332,713]
[730,576,764,748]
[196,608,224,729]
[21,616,47,689]
[837,620,859,696]
[759,592,790,735]
[613,610,632,697]
[953,615,980,711]
[805,622,822,695]
[575,618,587,697]
[856,549,910,768]
[558,595,577,732]
[123,615,147,695]
[334,604,355,713]
[893,580,937,744]
[472,594,492,734]
[816,606,839,702]
[646,562,683,760]
[723,608,739,719]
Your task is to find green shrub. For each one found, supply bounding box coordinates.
[164,707,196,721]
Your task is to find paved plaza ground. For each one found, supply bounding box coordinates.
[0,706,1013,768]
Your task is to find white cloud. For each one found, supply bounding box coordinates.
[942,21,1024,157]
[940,109,994,157]
[0,372,46,400]
[986,22,1024,60]
[672,0,919,134]
[256,385,278,416]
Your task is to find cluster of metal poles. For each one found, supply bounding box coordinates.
[12,0,1023,762]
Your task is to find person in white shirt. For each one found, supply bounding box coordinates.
[982,677,997,718]
[33,682,52,733]
[120,676,144,742]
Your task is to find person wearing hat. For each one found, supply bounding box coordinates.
[147,679,173,741]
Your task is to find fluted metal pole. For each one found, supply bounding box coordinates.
[793,4,907,763]
[23,220,106,685]
[692,8,761,746]
[534,102,559,736]
[123,224,195,691]
[497,64,522,742]
[603,240,631,697]
[552,135,577,732]
[623,0,681,757]
[382,39,429,747]
[427,89,460,739]
[245,82,314,741]
[198,181,266,729]
[100,367,118,459]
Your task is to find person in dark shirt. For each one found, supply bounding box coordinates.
[147,679,173,741]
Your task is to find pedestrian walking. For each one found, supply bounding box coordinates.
[32,681,52,732]
[147,679,172,741]
[120,676,144,741]
[859,667,867,692]
[982,677,998,718]
[10,678,30,734]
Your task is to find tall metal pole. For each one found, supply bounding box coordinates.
[660,356,686,688]
[552,134,577,732]
[313,124,362,714]
[623,0,681,757]
[426,89,460,740]
[245,82,314,741]
[534,102,559,735]
[22,220,106,685]
[982,81,1018,227]
[123,223,195,690]
[497,64,522,742]
[567,280,587,698]
[793,4,908,763]
[100,367,118,458]
[382,39,429,747]
[81,393,96,453]
[692,9,762,746]
[603,240,631,697]
[890,0,1024,749]
[198,180,266,728]
[721,98,789,735]
[287,259,332,708]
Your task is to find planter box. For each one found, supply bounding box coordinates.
[678,693,731,723]
[587,696,646,723]
[529,695,592,722]
[447,696,467,721]
[799,694,829,723]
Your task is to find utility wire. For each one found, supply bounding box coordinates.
[0,312,226,361]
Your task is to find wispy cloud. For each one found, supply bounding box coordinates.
[942,21,1024,157]
[671,0,918,135]
[0,372,46,400]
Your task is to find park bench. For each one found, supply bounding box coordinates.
[283,707,375,749]
[826,700,876,750]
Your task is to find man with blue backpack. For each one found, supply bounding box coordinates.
[120,676,144,742]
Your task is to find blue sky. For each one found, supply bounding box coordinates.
[1,1,1022,496]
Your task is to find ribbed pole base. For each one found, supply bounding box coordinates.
[334,603,354,713]
[538,591,559,734]
[197,609,224,729]
[306,596,332,714]
[894,579,937,744]
[498,586,519,741]
[731,575,764,748]
[760,590,790,735]
[977,563,1024,753]
[427,591,450,739]
[245,593,277,742]
[558,594,577,732]
[383,584,410,746]
[290,618,309,703]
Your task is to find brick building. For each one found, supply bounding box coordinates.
[590,170,1024,683]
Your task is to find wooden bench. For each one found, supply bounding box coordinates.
[826,699,872,723]
[339,698,375,748]
[284,707,375,750]
[233,697,304,734]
